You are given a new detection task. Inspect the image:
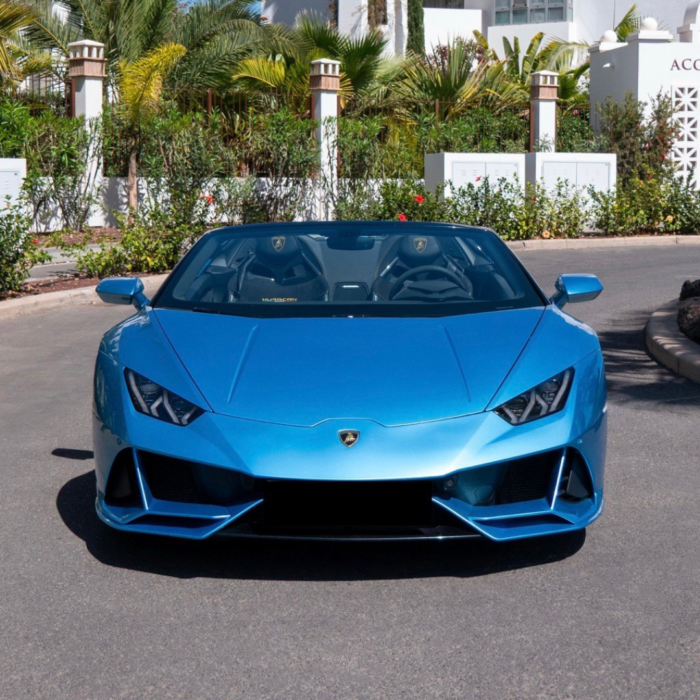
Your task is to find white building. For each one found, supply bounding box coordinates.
[261,0,691,56]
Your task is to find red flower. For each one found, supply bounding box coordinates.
[398,213,408,222]
[414,195,425,204]
[32,238,39,244]
[573,109,580,116]
[475,176,482,182]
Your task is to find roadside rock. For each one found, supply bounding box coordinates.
[680,278,700,301]
[678,296,700,343]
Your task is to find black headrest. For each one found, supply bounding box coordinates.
[398,236,442,265]
[255,235,301,268]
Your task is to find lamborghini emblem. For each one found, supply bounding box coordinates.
[339,430,360,447]
[272,236,286,252]
[413,237,428,254]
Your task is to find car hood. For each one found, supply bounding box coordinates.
[154,307,544,427]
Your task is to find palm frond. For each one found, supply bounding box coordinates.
[119,42,186,123]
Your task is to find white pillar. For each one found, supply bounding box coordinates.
[68,40,105,226]
[310,59,341,220]
[530,71,559,153]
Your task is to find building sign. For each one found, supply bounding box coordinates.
[671,59,700,71]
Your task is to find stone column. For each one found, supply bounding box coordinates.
[68,40,106,226]
[310,59,341,220]
[530,71,559,153]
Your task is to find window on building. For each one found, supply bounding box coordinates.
[423,1,465,8]
[492,0,573,25]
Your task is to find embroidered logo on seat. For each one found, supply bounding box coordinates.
[413,237,428,253]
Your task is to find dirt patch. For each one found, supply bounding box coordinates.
[0,276,100,301]
[0,272,164,301]
[35,227,122,247]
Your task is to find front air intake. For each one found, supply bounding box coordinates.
[558,450,594,502]
[496,452,561,505]
[104,449,142,508]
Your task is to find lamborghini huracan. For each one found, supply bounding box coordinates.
[93,222,607,542]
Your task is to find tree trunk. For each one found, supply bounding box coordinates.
[127,135,138,218]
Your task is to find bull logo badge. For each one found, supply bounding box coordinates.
[339,430,360,447]
[413,237,428,254]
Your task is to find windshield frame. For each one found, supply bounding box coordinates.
[151,222,548,319]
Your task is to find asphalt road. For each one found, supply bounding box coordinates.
[1,246,699,700]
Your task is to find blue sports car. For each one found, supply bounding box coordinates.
[93,222,607,542]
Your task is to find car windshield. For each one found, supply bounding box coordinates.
[153,223,545,318]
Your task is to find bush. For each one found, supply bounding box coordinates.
[67,209,203,278]
[597,93,679,187]
[23,114,101,233]
[0,100,100,232]
[139,110,234,228]
[0,198,49,294]
[419,109,529,155]
[335,178,587,240]
[557,109,600,153]
[234,109,318,222]
[588,179,683,236]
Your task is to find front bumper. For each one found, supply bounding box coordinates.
[95,441,605,542]
[94,350,607,542]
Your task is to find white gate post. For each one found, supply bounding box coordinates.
[68,40,105,226]
[530,71,559,153]
[310,58,341,220]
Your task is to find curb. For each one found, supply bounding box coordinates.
[646,300,700,384]
[0,275,168,323]
[507,235,700,250]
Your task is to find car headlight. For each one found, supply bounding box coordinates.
[125,369,204,426]
[494,369,574,425]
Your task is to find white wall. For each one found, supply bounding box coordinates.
[338,0,367,39]
[424,9,482,51]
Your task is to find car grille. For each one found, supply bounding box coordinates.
[496,452,561,505]
[140,453,205,504]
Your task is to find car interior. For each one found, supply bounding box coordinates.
[170,233,523,306]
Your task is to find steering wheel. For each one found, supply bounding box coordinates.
[388,265,469,300]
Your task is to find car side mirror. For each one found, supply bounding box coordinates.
[551,274,603,309]
[96,277,149,309]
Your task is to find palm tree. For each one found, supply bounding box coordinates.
[26,0,285,92]
[391,39,523,118]
[230,12,391,104]
[118,42,186,209]
[0,0,52,87]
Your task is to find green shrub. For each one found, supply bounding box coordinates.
[0,198,49,294]
[0,100,100,232]
[557,109,600,153]
[139,110,234,228]
[588,179,681,236]
[67,209,203,278]
[0,99,32,158]
[234,109,318,222]
[419,109,529,155]
[335,178,587,240]
[597,93,679,187]
[23,114,101,233]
